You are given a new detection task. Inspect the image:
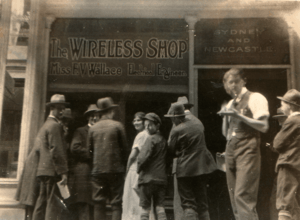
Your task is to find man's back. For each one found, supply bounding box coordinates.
[169,118,217,177]
[36,117,68,177]
[88,118,127,175]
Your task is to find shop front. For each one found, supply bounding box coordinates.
[0,1,300,220]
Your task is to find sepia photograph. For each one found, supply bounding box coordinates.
[0,0,300,219]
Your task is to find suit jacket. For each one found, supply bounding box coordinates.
[168,117,217,178]
[68,125,93,205]
[137,132,167,185]
[273,114,300,172]
[88,116,128,175]
[36,117,68,177]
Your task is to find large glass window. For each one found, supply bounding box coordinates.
[0,0,29,179]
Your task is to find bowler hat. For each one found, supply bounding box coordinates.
[84,104,99,116]
[46,94,69,107]
[164,103,185,117]
[97,97,118,112]
[177,96,194,108]
[62,108,72,119]
[144,113,162,125]
[273,108,287,119]
[277,89,300,107]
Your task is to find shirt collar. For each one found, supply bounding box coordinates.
[288,111,300,118]
[48,115,59,122]
[184,110,190,113]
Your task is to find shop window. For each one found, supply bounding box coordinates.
[0,75,24,178]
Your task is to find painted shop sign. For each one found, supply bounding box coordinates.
[48,19,188,87]
[194,18,290,64]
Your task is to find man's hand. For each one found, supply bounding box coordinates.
[60,173,68,186]
[218,108,239,118]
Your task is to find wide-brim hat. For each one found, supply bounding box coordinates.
[144,113,162,125]
[177,96,194,108]
[46,94,69,107]
[164,103,186,117]
[97,97,118,112]
[277,89,300,108]
[273,108,287,119]
[84,104,99,116]
[62,108,72,119]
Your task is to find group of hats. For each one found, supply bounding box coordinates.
[47,94,119,117]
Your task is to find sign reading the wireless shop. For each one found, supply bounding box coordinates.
[194,18,290,64]
[49,37,188,80]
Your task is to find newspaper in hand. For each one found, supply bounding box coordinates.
[57,180,70,199]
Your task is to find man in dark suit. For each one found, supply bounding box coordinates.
[68,104,100,220]
[32,94,69,220]
[165,103,217,220]
[273,89,300,220]
[172,96,206,220]
[88,97,127,220]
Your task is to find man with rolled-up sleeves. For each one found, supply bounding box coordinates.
[219,68,269,220]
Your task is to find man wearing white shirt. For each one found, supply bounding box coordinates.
[219,68,269,220]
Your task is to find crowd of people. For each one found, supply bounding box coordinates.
[15,68,300,220]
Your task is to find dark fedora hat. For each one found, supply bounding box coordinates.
[46,94,69,107]
[164,103,185,117]
[177,96,194,108]
[273,108,287,119]
[144,113,162,125]
[84,104,99,116]
[277,89,300,108]
[97,97,118,112]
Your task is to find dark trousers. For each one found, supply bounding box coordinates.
[225,135,260,220]
[277,166,300,218]
[68,202,93,220]
[92,173,124,220]
[139,183,166,209]
[177,175,210,219]
[33,176,67,220]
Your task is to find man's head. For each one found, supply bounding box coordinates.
[144,113,161,135]
[50,104,66,119]
[97,97,118,119]
[47,94,69,119]
[223,68,246,97]
[277,89,300,116]
[85,104,100,125]
[164,103,185,126]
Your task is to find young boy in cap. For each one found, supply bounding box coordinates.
[137,113,167,220]
[273,89,300,220]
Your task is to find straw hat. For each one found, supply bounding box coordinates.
[46,94,69,107]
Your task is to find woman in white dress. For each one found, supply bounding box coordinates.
[122,112,149,220]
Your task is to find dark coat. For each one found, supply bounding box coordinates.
[15,145,39,206]
[15,117,68,206]
[88,116,128,175]
[168,117,217,178]
[68,125,93,205]
[36,117,68,177]
[137,132,167,185]
[273,114,300,172]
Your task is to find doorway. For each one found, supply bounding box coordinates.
[197,68,287,220]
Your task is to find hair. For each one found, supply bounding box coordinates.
[223,68,246,83]
[134,112,146,120]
